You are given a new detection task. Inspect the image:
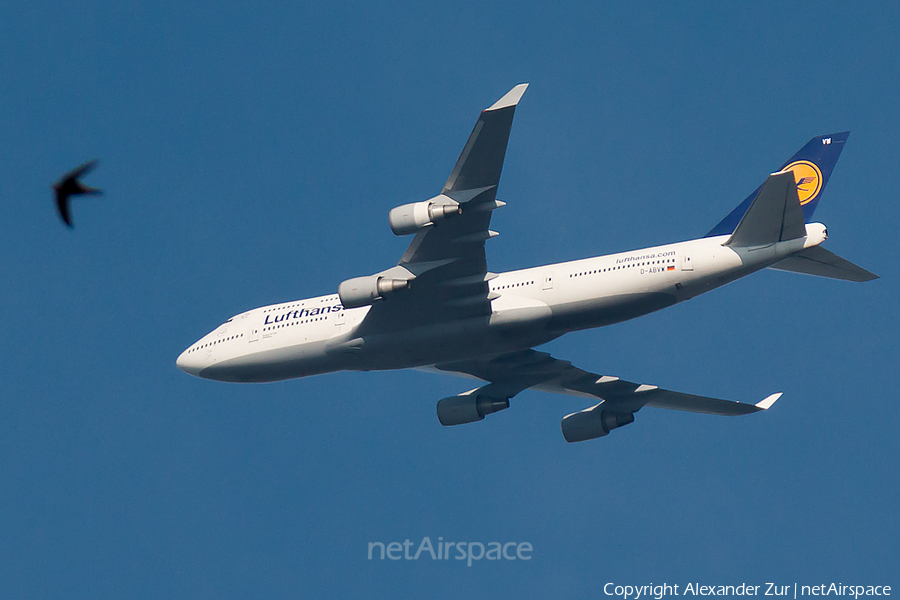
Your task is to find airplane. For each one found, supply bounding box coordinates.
[176,84,877,443]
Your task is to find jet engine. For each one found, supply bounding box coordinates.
[560,407,634,443]
[388,195,461,236]
[437,391,510,426]
[338,274,410,309]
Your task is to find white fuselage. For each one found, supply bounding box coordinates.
[176,224,827,383]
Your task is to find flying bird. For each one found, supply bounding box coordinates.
[54,159,102,227]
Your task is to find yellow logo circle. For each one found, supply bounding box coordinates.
[780,160,823,205]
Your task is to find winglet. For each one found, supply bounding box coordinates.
[486,84,529,111]
[755,392,782,410]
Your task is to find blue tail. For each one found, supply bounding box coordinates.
[705,132,849,238]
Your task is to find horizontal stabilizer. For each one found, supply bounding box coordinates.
[725,171,806,247]
[768,246,879,282]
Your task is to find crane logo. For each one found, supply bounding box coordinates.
[779,160,823,205]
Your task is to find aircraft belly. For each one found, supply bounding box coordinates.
[548,291,678,331]
[329,317,559,372]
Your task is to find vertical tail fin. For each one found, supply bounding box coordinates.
[706,132,849,238]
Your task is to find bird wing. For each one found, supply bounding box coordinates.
[59,159,99,184]
[54,187,74,227]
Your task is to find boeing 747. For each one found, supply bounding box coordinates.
[177,84,876,442]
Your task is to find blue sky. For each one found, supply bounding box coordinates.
[1,2,897,598]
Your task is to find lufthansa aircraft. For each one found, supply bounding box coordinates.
[177,84,877,442]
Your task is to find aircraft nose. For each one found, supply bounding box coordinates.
[176,346,205,377]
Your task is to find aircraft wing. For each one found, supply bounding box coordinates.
[357,85,528,331]
[400,83,527,268]
[434,349,781,417]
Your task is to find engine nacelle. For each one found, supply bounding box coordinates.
[338,274,410,309]
[388,196,461,236]
[437,392,510,426]
[560,408,634,443]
